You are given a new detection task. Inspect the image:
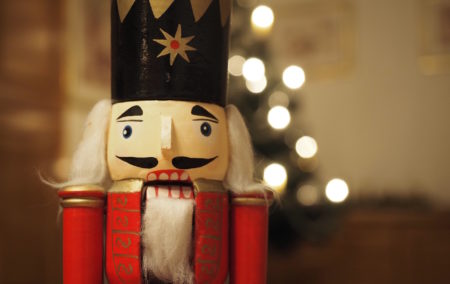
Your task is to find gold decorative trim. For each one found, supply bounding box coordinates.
[60,184,105,195]
[149,0,175,19]
[111,230,140,235]
[109,179,143,193]
[112,253,139,259]
[198,234,220,240]
[60,198,105,208]
[117,0,136,22]
[191,0,213,22]
[232,197,273,206]
[112,208,140,213]
[196,259,216,263]
[148,0,230,26]
[117,0,230,26]
[193,179,226,194]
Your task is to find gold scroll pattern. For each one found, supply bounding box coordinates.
[108,192,141,283]
[195,193,226,282]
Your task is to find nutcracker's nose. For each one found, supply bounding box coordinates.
[161,115,172,153]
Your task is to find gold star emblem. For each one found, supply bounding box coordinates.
[153,25,196,66]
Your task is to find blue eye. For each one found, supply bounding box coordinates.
[200,122,212,137]
[122,125,132,139]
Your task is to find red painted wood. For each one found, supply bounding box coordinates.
[230,195,270,284]
[230,191,274,200]
[194,191,229,284]
[106,192,142,284]
[62,207,104,284]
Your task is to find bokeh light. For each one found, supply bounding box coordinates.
[242,57,265,81]
[296,185,319,206]
[325,178,349,203]
[228,55,245,76]
[267,106,291,130]
[263,163,287,193]
[282,65,305,89]
[246,76,267,94]
[295,136,318,159]
[251,5,274,29]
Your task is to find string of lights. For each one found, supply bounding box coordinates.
[228,0,350,246]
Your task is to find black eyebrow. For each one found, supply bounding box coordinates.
[191,105,218,121]
[117,105,143,120]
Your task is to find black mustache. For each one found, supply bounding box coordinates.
[116,156,158,169]
[172,156,218,169]
[116,155,217,170]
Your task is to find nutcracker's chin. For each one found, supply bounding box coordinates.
[142,181,195,284]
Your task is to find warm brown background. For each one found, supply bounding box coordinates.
[0,0,62,283]
[268,208,450,284]
[1,0,450,283]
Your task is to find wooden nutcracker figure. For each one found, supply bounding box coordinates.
[57,0,273,283]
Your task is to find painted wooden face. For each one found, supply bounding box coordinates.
[107,100,229,183]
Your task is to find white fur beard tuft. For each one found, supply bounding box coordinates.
[224,104,269,194]
[45,99,112,188]
[142,198,195,284]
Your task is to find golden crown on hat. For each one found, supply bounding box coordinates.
[117,0,230,25]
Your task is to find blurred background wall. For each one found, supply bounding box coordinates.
[0,0,62,283]
[0,0,449,283]
[293,0,450,205]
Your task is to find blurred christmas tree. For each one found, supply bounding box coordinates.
[228,1,341,249]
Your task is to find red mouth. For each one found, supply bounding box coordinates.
[145,170,194,200]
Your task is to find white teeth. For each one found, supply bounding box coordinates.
[180,172,189,181]
[147,173,157,181]
[147,186,156,199]
[147,183,190,199]
[170,187,180,198]
[158,186,169,198]
[170,172,179,180]
[182,186,192,199]
[159,173,169,180]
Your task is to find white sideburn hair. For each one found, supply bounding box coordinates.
[59,99,111,187]
[142,198,195,284]
[224,104,268,194]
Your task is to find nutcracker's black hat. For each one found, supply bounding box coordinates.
[111,0,231,107]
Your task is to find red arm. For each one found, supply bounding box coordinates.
[230,191,273,284]
[58,185,105,284]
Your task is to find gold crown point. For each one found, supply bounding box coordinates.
[149,0,175,19]
[117,0,136,22]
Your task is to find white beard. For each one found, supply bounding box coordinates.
[142,197,195,284]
